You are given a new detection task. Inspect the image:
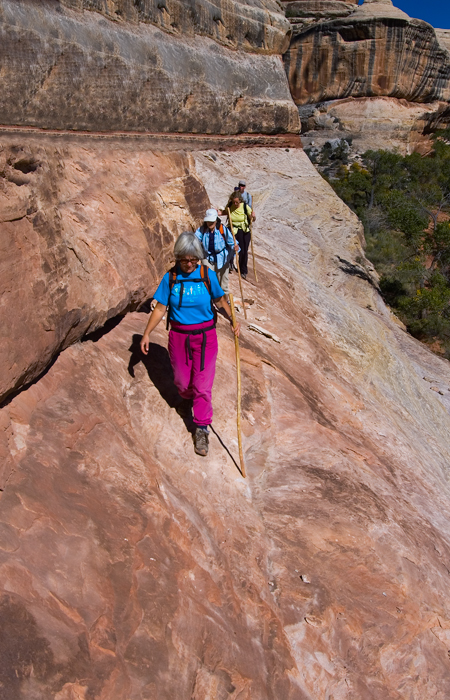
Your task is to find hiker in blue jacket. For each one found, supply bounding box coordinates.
[195,208,238,300]
[236,180,256,222]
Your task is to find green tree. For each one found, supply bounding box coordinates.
[324,135,450,356]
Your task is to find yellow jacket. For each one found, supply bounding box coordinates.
[227,203,251,233]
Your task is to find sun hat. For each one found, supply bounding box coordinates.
[204,208,218,222]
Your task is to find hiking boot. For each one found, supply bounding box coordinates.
[241,273,247,280]
[194,427,209,456]
[175,397,192,418]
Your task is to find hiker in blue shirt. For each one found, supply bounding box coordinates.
[195,208,238,301]
[140,232,240,457]
[236,180,256,222]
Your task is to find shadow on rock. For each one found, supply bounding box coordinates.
[128,334,196,434]
[210,425,243,476]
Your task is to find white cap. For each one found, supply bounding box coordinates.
[238,180,246,186]
[204,208,218,222]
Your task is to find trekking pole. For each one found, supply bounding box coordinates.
[226,208,247,320]
[229,293,246,478]
[250,219,258,283]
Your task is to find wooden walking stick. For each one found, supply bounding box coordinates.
[249,219,258,283]
[226,207,247,320]
[229,293,246,478]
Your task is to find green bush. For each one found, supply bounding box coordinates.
[327,135,450,357]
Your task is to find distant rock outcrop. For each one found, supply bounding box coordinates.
[283,0,357,30]
[300,96,444,155]
[284,6,450,105]
[0,0,299,134]
[281,0,450,151]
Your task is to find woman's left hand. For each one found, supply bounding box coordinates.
[232,321,241,337]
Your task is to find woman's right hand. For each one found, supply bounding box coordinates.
[140,334,150,355]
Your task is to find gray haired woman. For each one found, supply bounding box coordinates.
[140,232,240,456]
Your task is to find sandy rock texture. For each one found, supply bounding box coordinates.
[436,28,450,53]
[2,148,450,698]
[59,0,291,55]
[300,97,445,155]
[0,135,211,404]
[0,0,299,134]
[281,0,357,30]
[284,2,450,106]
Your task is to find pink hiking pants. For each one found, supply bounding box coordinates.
[168,320,218,426]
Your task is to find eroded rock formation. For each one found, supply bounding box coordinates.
[284,11,450,105]
[0,0,299,134]
[282,0,358,30]
[2,147,450,698]
[0,136,213,404]
[282,0,450,151]
[58,0,292,54]
[300,96,442,155]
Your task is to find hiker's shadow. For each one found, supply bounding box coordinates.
[128,334,195,434]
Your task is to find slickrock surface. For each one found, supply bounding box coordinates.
[284,2,450,106]
[0,136,210,404]
[0,0,299,134]
[2,148,450,698]
[300,97,444,155]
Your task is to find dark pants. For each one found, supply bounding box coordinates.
[236,228,251,276]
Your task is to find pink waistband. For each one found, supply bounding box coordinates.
[169,319,216,331]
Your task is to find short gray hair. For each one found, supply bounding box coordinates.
[174,232,205,260]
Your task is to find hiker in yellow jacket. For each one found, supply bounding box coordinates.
[221,191,252,280]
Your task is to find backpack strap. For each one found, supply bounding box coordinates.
[244,203,251,226]
[166,265,217,330]
[200,263,212,296]
[218,221,226,243]
[200,264,217,324]
[166,266,177,330]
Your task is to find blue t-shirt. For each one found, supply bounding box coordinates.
[154,266,224,325]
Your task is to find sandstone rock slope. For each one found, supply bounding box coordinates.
[2,147,450,698]
[0,136,209,404]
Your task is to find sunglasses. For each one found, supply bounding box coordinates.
[178,258,199,265]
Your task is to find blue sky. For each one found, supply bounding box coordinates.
[358,1,450,29]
